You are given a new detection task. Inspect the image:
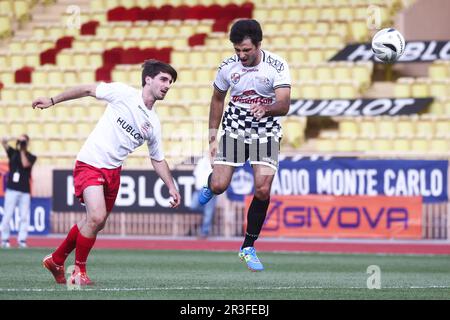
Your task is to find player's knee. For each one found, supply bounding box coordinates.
[254,185,270,200]
[87,215,106,230]
[210,180,226,195]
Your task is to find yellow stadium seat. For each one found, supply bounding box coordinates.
[429,139,449,153]
[289,50,306,63]
[415,118,434,138]
[1,88,16,101]
[16,86,32,102]
[298,66,315,81]
[253,9,270,21]
[64,139,82,154]
[435,119,450,138]
[283,119,305,148]
[79,70,95,83]
[319,82,338,99]
[352,62,372,87]
[306,49,325,64]
[350,21,369,42]
[338,82,358,99]
[29,139,47,153]
[9,123,26,137]
[429,62,449,79]
[376,119,396,138]
[394,79,412,98]
[44,123,60,138]
[429,101,445,115]
[354,139,371,152]
[410,138,429,153]
[411,79,430,98]
[188,104,207,118]
[26,123,44,138]
[372,138,393,152]
[60,122,76,138]
[335,138,354,152]
[56,50,72,66]
[22,106,38,122]
[333,63,352,80]
[299,83,319,99]
[10,54,25,69]
[169,105,189,118]
[316,66,333,81]
[429,81,447,99]
[63,70,78,85]
[75,123,93,138]
[14,0,30,22]
[47,70,64,85]
[396,118,415,138]
[444,100,450,116]
[303,7,320,21]
[48,140,64,154]
[316,138,334,152]
[48,27,64,38]
[72,53,89,67]
[320,7,337,21]
[359,119,376,138]
[339,119,359,137]
[0,69,14,85]
[392,139,410,152]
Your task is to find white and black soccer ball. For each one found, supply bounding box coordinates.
[371,28,405,63]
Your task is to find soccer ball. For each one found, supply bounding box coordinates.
[371,28,405,63]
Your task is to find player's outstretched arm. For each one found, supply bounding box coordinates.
[32,84,98,110]
[151,158,181,208]
[1,138,9,153]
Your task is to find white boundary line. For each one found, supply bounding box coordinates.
[1,286,449,292]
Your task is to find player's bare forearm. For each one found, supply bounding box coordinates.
[151,158,177,190]
[263,99,290,117]
[52,84,97,104]
[151,158,181,208]
[1,138,8,152]
[250,87,291,120]
[208,89,227,144]
[32,84,98,110]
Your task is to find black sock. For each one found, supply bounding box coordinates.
[242,196,270,249]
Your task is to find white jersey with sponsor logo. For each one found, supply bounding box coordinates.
[76,82,164,169]
[213,49,291,144]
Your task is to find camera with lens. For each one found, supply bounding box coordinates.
[17,139,27,149]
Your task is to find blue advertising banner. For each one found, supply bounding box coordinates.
[227,158,448,203]
[0,197,52,235]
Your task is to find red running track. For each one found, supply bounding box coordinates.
[14,237,450,255]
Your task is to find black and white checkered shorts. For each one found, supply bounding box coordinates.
[214,130,280,170]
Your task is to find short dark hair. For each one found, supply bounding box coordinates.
[141,59,177,87]
[229,19,263,46]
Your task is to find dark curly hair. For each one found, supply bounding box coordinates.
[229,19,263,46]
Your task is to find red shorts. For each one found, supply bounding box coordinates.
[73,160,122,212]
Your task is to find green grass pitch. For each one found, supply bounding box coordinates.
[0,248,449,300]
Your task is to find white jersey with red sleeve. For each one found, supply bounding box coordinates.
[213,49,291,144]
[76,82,164,169]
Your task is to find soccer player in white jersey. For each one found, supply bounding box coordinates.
[32,60,181,285]
[198,19,291,271]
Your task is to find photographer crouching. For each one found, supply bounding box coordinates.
[1,134,37,248]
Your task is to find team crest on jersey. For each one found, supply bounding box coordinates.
[231,73,241,84]
[141,121,152,134]
[256,76,270,86]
